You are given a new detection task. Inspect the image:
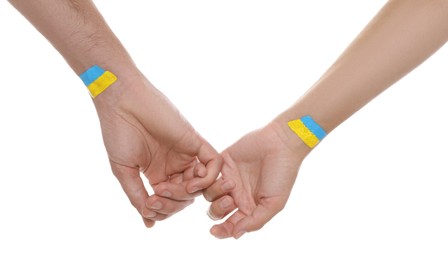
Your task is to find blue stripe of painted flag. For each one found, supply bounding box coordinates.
[301,115,327,140]
[79,65,105,86]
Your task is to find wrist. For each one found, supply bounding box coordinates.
[90,69,148,115]
[269,113,312,159]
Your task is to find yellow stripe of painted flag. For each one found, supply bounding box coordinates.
[287,119,320,148]
[87,71,117,98]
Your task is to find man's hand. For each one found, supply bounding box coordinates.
[94,73,222,228]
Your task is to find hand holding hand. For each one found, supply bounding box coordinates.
[94,73,222,228]
[204,122,308,239]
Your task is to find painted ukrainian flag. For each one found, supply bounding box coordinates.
[288,115,327,148]
[80,65,117,98]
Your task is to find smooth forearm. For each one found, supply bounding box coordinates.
[275,0,448,152]
[8,0,138,78]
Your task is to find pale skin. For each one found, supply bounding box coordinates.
[204,0,448,239]
[8,0,222,228]
[8,0,448,238]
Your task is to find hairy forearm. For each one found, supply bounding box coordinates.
[275,0,448,152]
[8,0,138,77]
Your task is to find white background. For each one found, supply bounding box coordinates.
[1,1,448,259]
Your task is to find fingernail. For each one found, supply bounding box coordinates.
[220,198,231,209]
[207,208,220,221]
[210,227,227,239]
[143,211,157,218]
[189,186,200,193]
[222,181,235,191]
[234,230,246,239]
[150,201,162,210]
[144,222,152,228]
[214,233,227,239]
[161,190,171,197]
[143,220,155,228]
